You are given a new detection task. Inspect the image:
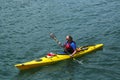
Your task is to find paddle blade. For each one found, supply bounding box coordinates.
[49,33,63,47]
[50,33,56,39]
[73,58,83,64]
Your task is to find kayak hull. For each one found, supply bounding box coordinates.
[15,44,103,70]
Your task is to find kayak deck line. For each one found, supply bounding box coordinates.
[35,58,42,61]
[15,43,104,70]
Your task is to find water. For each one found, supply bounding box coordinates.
[0,0,120,80]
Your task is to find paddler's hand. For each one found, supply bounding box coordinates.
[58,42,62,46]
[58,42,63,47]
[69,54,73,58]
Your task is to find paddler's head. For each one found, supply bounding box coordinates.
[66,35,73,42]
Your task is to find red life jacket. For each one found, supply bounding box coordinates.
[65,43,71,49]
[65,41,74,53]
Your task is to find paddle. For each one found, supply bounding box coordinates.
[50,33,63,48]
[49,32,83,64]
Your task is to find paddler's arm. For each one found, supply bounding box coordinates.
[70,42,77,57]
[70,50,77,57]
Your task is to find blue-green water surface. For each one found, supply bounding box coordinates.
[0,0,120,80]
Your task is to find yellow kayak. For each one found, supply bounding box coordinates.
[15,44,103,70]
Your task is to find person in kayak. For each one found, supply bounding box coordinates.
[59,35,77,57]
